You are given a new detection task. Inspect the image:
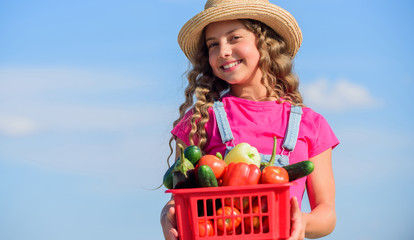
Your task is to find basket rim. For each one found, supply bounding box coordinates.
[165,182,296,194]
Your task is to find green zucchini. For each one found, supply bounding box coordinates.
[197,165,218,187]
[163,160,179,189]
[283,160,314,182]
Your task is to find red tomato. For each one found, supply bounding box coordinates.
[198,219,214,237]
[244,196,269,233]
[216,206,242,233]
[261,166,289,184]
[244,204,261,231]
[224,197,250,212]
[197,153,227,179]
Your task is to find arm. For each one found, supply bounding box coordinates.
[289,148,336,239]
[305,147,336,238]
[160,138,188,240]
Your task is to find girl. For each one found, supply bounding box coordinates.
[160,1,339,239]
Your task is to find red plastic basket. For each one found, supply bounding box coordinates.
[166,182,295,240]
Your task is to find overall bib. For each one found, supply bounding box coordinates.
[212,101,303,167]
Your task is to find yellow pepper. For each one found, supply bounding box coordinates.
[224,142,261,168]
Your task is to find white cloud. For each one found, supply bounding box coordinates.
[0,115,38,136]
[0,67,177,135]
[301,78,381,111]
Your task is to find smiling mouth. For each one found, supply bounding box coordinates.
[221,60,242,70]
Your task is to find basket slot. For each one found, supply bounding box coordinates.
[241,194,270,234]
[168,183,294,239]
[215,198,242,236]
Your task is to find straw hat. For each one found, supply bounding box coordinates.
[178,0,302,62]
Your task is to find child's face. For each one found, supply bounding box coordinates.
[205,20,262,87]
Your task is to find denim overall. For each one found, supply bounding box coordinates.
[212,101,303,167]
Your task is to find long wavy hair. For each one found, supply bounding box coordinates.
[167,19,303,164]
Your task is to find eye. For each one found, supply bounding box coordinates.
[207,42,218,49]
[230,35,241,41]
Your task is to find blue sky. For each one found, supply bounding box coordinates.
[0,0,413,239]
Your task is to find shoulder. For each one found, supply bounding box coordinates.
[300,106,327,123]
[299,106,340,153]
[299,106,332,133]
[282,102,330,130]
[300,107,338,139]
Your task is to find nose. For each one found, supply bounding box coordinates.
[218,43,231,58]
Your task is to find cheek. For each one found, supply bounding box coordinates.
[208,53,220,74]
[208,55,215,68]
[238,42,260,62]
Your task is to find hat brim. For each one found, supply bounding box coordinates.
[178,2,302,62]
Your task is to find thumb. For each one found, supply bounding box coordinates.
[168,205,177,226]
[289,197,299,236]
[290,196,300,219]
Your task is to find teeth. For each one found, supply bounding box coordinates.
[223,61,240,69]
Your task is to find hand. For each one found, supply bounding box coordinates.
[288,197,306,240]
[160,199,179,240]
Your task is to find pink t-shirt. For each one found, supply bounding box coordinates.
[172,93,339,207]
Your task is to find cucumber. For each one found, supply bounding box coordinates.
[184,145,202,165]
[283,160,314,182]
[197,165,218,187]
[163,160,179,189]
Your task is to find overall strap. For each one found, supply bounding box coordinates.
[212,101,234,144]
[260,105,303,167]
[213,101,302,161]
[282,105,303,151]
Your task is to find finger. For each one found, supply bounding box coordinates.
[161,203,179,240]
[168,228,179,240]
[290,196,300,219]
[168,206,177,227]
[163,225,178,240]
[288,197,301,240]
[168,206,179,239]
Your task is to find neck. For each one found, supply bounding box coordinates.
[230,84,277,102]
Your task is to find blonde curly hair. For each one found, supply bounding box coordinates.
[167,19,304,163]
